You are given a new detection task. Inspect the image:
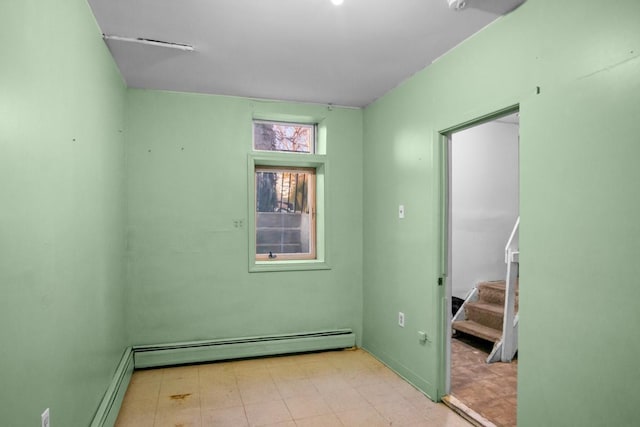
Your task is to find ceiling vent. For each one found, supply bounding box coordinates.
[103,35,194,52]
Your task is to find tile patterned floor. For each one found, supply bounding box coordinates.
[116,349,473,427]
[450,335,518,427]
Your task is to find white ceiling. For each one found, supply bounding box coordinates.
[88,0,525,108]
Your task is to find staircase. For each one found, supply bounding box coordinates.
[256,212,307,254]
[452,280,519,356]
[452,216,520,363]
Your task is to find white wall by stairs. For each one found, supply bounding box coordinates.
[451,117,519,299]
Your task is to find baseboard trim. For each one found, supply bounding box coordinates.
[361,343,436,399]
[133,329,356,369]
[90,347,134,427]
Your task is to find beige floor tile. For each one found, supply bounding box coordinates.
[233,364,269,379]
[301,361,339,377]
[321,387,370,412]
[406,419,442,427]
[114,399,157,427]
[202,405,248,427]
[117,349,472,427]
[274,378,319,399]
[124,379,161,396]
[268,364,307,381]
[198,365,237,385]
[262,354,298,366]
[154,406,202,427]
[261,421,296,427]
[117,396,158,416]
[309,374,351,394]
[334,406,389,427]
[198,360,234,374]
[357,351,385,369]
[355,381,405,406]
[392,379,429,400]
[120,383,160,411]
[159,377,201,398]
[239,381,282,405]
[200,387,243,410]
[424,403,472,423]
[283,395,331,420]
[342,367,386,388]
[293,413,342,427]
[427,411,474,427]
[199,380,239,395]
[295,352,332,364]
[156,389,201,412]
[233,360,271,378]
[244,399,293,427]
[114,410,155,427]
[331,358,367,372]
[406,396,442,419]
[163,365,199,382]
[130,368,164,385]
[371,365,403,382]
[236,375,275,391]
[374,397,425,425]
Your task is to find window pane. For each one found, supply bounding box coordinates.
[253,121,315,153]
[255,168,315,258]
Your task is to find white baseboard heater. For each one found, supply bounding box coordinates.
[133,329,356,369]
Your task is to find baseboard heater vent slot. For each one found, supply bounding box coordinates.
[133,329,355,369]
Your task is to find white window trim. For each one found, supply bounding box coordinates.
[248,152,330,272]
[253,120,317,154]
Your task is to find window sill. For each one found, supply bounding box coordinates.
[249,259,331,273]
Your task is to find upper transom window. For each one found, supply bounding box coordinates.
[253,121,316,154]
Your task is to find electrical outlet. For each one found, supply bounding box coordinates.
[398,204,405,219]
[398,312,405,327]
[41,408,50,427]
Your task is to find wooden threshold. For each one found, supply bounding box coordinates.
[442,395,498,427]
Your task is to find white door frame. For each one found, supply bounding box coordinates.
[437,105,520,399]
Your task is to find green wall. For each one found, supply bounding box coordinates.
[363,1,640,425]
[0,0,127,426]
[4,0,639,425]
[125,90,363,346]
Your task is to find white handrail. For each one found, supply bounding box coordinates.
[504,216,520,263]
[501,215,520,362]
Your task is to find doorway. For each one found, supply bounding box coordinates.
[442,110,520,426]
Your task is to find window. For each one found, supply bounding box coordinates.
[255,167,315,260]
[249,120,328,272]
[253,121,315,153]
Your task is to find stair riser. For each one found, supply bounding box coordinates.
[452,321,501,343]
[479,287,504,305]
[478,287,519,309]
[465,306,503,330]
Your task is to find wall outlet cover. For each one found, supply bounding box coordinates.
[398,312,405,327]
[41,408,50,427]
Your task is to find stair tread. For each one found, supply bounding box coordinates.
[478,280,519,293]
[478,280,506,288]
[466,301,505,314]
[453,320,502,342]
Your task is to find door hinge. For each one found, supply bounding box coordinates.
[438,277,443,286]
